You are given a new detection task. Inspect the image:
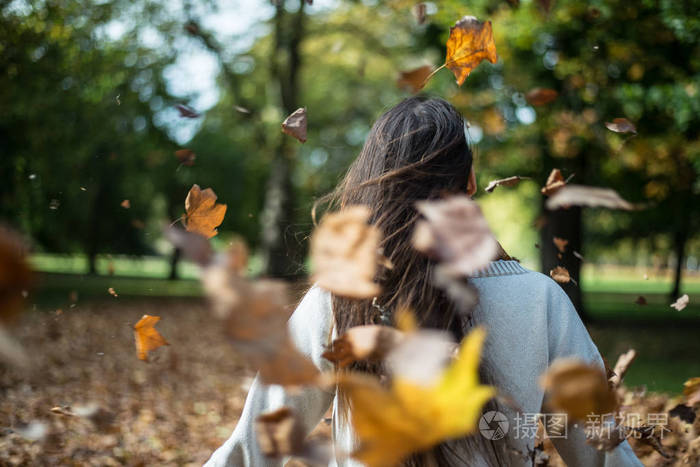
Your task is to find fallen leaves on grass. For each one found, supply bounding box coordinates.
[546,185,636,210]
[310,206,381,299]
[282,107,307,143]
[184,184,227,239]
[133,314,169,361]
[336,327,494,467]
[683,377,700,406]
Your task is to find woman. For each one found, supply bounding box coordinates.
[206,97,642,466]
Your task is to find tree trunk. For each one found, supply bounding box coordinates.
[169,247,181,280]
[540,201,587,320]
[259,0,306,278]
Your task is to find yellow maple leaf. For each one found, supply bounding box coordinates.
[133,314,168,361]
[337,327,495,467]
[445,16,498,86]
[184,184,227,238]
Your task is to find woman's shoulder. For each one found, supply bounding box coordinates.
[287,284,335,372]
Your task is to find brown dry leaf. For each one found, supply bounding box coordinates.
[255,407,331,465]
[133,314,169,361]
[336,328,494,466]
[553,237,568,253]
[175,149,196,166]
[386,329,456,386]
[184,184,227,239]
[120,199,130,209]
[549,266,570,284]
[526,88,558,106]
[397,65,433,93]
[310,206,381,299]
[540,358,618,420]
[412,3,427,24]
[683,377,700,406]
[413,195,498,276]
[107,287,118,297]
[281,107,307,143]
[609,349,636,389]
[541,169,567,196]
[484,175,529,193]
[546,185,636,211]
[201,261,319,386]
[445,16,498,86]
[605,118,637,134]
[176,104,200,118]
[670,294,689,311]
[322,325,405,368]
[634,296,647,306]
[164,227,213,266]
[0,226,32,324]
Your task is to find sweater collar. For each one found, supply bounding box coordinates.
[470,260,528,278]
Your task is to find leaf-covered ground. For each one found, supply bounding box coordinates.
[0,299,252,466]
[1,300,698,466]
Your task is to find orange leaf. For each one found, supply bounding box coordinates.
[396,65,433,93]
[281,107,307,143]
[120,199,130,209]
[133,314,168,361]
[184,184,227,238]
[553,237,568,253]
[175,149,196,166]
[445,16,498,86]
[541,168,566,196]
[525,88,558,106]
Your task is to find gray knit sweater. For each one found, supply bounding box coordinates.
[205,261,643,467]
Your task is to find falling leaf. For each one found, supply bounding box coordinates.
[546,185,636,210]
[234,105,251,114]
[0,226,32,324]
[184,184,227,239]
[553,237,568,253]
[133,314,169,361]
[683,377,700,407]
[336,327,494,466]
[322,325,405,368]
[413,195,498,277]
[310,206,381,299]
[120,199,130,209]
[605,118,636,134]
[176,104,200,118]
[396,65,433,93]
[609,349,636,389]
[540,358,618,420]
[201,261,319,386]
[541,168,567,196]
[385,329,457,386]
[484,175,529,193]
[573,251,585,262]
[549,266,570,284]
[670,294,689,311]
[412,3,427,25]
[281,107,307,143]
[445,16,498,86]
[255,407,331,465]
[525,88,558,106]
[164,227,213,266]
[107,287,118,297]
[634,296,647,306]
[175,149,196,166]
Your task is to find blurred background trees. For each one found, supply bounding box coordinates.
[1,0,698,311]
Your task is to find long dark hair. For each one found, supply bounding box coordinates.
[319,96,507,466]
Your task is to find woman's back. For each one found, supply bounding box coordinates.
[205,260,642,467]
